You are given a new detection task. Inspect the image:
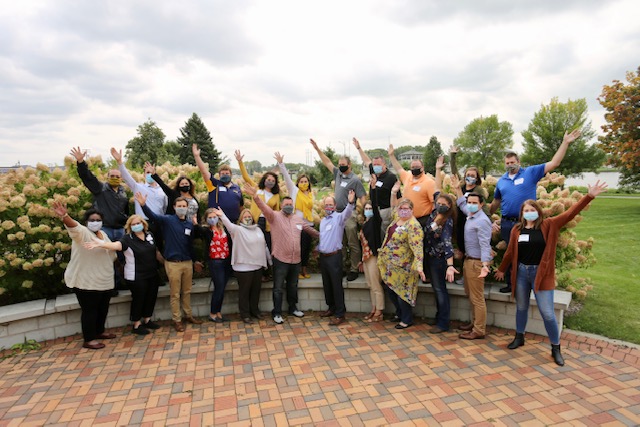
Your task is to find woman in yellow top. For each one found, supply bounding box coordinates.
[235,150,281,257]
[377,189,425,330]
[274,151,315,279]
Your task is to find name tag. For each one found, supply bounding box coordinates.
[375,181,383,188]
[296,224,303,230]
[185,229,191,236]
[219,186,227,192]
[514,178,524,186]
[340,181,348,188]
[397,226,406,232]
[326,224,333,231]
[518,234,529,242]
[463,192,470,198]
[412,186,421,192]
[430,222,438,231]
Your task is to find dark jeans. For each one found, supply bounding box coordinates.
[209,258,231,313]
[235,268,262,318]
[300,231,311,267]
[385,285,413,325]
[73,288,111,342]
[500,218,517,288]
[272,257,301,316]
[126,276,159,322]
[427,255,450,330]
[319,252,346,317]
[515,263,560,344]
[102,226,125,289]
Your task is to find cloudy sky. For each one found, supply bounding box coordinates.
[1,0,638,169]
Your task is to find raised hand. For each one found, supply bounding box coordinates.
[347,189,356,204]
[450,146,459,154]
[211,207,224,217]
[352,137,361,150]
[435,156,445,170]
[192,143,201,157]
[191,214,198,225]
[274,151,284,164]
[370,174,377,188]
[242,182,257,197]
[587,180,608,198]
[388,144,395,157]
[309,138,319,150]
[450,174,460,188]
[144,161,156,175]
[110,147,123,164]
[391,180,401,194]
[234,150,244,163]
[134,192,147,206]
[70,147,86,163]
[52,201,68,218]
[563,129,582,145]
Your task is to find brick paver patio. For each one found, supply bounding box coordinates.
[0,314,638,426]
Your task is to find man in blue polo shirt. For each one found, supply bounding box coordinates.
[490,129,581,293]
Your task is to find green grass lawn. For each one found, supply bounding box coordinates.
[564,195,640,344]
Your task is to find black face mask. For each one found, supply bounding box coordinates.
[179,185,191,193]
[436,204,450,214]
[339,165,349,173]
[411,168,422,176]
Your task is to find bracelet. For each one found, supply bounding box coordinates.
[61,214,69,219]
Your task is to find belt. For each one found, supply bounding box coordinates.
[319,250,341,257]
[465,256,480,261]
[502,216,519,222]
[166,259,190,263]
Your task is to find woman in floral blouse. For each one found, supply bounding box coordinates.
[377,194,425,329]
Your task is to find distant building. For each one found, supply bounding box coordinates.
[397,150,423,162]
[0,164,65,174]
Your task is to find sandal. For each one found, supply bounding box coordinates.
[367,312,384,322]
[363,311,376,321]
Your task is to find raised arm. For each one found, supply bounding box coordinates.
[243,183,275,223]
[275,152,297,199]
[449,146,460,179]
[71,147,102,194]
[235,150,256,187]
[84,240,123,252]
[390,180,401,208]
[192,144,212,181]
[435,155,445,192]
[544,129,581,174]
[309,138,335,172]
[52,201,79,229]
[352,137,372,167]
[388,144,405,175]
[111,147,138,191]
[449,174,463,198]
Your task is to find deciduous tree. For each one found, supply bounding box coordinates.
[125,119,166,168]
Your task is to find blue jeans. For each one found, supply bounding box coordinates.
[515,263,560,345]
[272,257,301,316]
[500,219,516,288]
[427,256,450,330]
[102,226,125,289]
[208,258,231,314]
[385,285,413,325]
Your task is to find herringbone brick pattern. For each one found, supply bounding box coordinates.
[0,314,638,426]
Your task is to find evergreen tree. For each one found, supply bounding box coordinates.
[177,113,222,171]
[422,136,444,176]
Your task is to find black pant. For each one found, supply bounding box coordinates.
[126,275,160,322]
[73,288,111,342]
[319,252,346,317]
[235,269,262,318]
[272,257,301,316]
[300,231,312,268]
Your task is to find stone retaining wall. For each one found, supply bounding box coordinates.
[0,275,571,349]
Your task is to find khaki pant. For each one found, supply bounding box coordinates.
[363,256,384,311]
[463,259,486,335]
[165,260,193,322]
[343,211,362,273]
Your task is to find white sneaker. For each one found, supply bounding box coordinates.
[291,310,305,318]
[273,315,284,324]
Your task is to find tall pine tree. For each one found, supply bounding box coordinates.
[177,113,222,171]
[422,136,444,176]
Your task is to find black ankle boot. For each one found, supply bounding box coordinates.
[551,344,565,366]
[508,333,525,349]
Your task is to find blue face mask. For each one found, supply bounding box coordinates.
[207,217,219,226]
[372,165,383,174]
[364,209,373,218]
[465,176,476,185]
[467,204,479,213]
[145,173,155,184]
[523,211,539,221]
[131,224,144,233]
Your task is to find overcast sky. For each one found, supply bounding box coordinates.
[1,0,638,169]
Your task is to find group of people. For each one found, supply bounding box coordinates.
[57,133,606,366]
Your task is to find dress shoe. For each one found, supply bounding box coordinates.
[172,321,185,332]
[395,322,413,330]
[83,342,106,350]
[132,325,150,335]
[429,326,447,334]
[144,320,161,330]
[209,316,224,323]
[551,344,565,366]
[388,315,400,323]
[319,310,334,318]
[251,313,264,320]
[508,333,525,349]
[329,317,346,326]
[459,331,485,340]
[243,317,254,324]
[97,333,116,339]
[499,285,511,294]
[458,322,473,331]
[184,316,203,325]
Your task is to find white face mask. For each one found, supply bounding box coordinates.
[87,221,102,232]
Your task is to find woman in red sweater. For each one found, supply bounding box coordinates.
[495,181,607,366]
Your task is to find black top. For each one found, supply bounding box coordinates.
[120,232,158,281]
[517,227,546,266]
[77,161,129,228]
[362,185,383,254]
[369,169,399,209]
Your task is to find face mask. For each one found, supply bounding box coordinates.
[436,204,450,214]
[523,211,539,221]
[411,168,422,177]
[282,205,294,215]
[467,204,479,213]
[465,176,476,185]
[324,208,335,216]
[220,175,231,183]
[175,207,188,217]
[242,217,253,226]
[264,180,275,189]
[87,220,102,232]
[372,165,383,174]
[145,173,155,184]
[339,165,349,173]
[506,164,518,173]
[207,217,219,226]
[108,177,121,186]
[131,224,144,233]
[364,209,373,218]
[298,182,309,191]
[179,185,191,193]
[398,208,412,219]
